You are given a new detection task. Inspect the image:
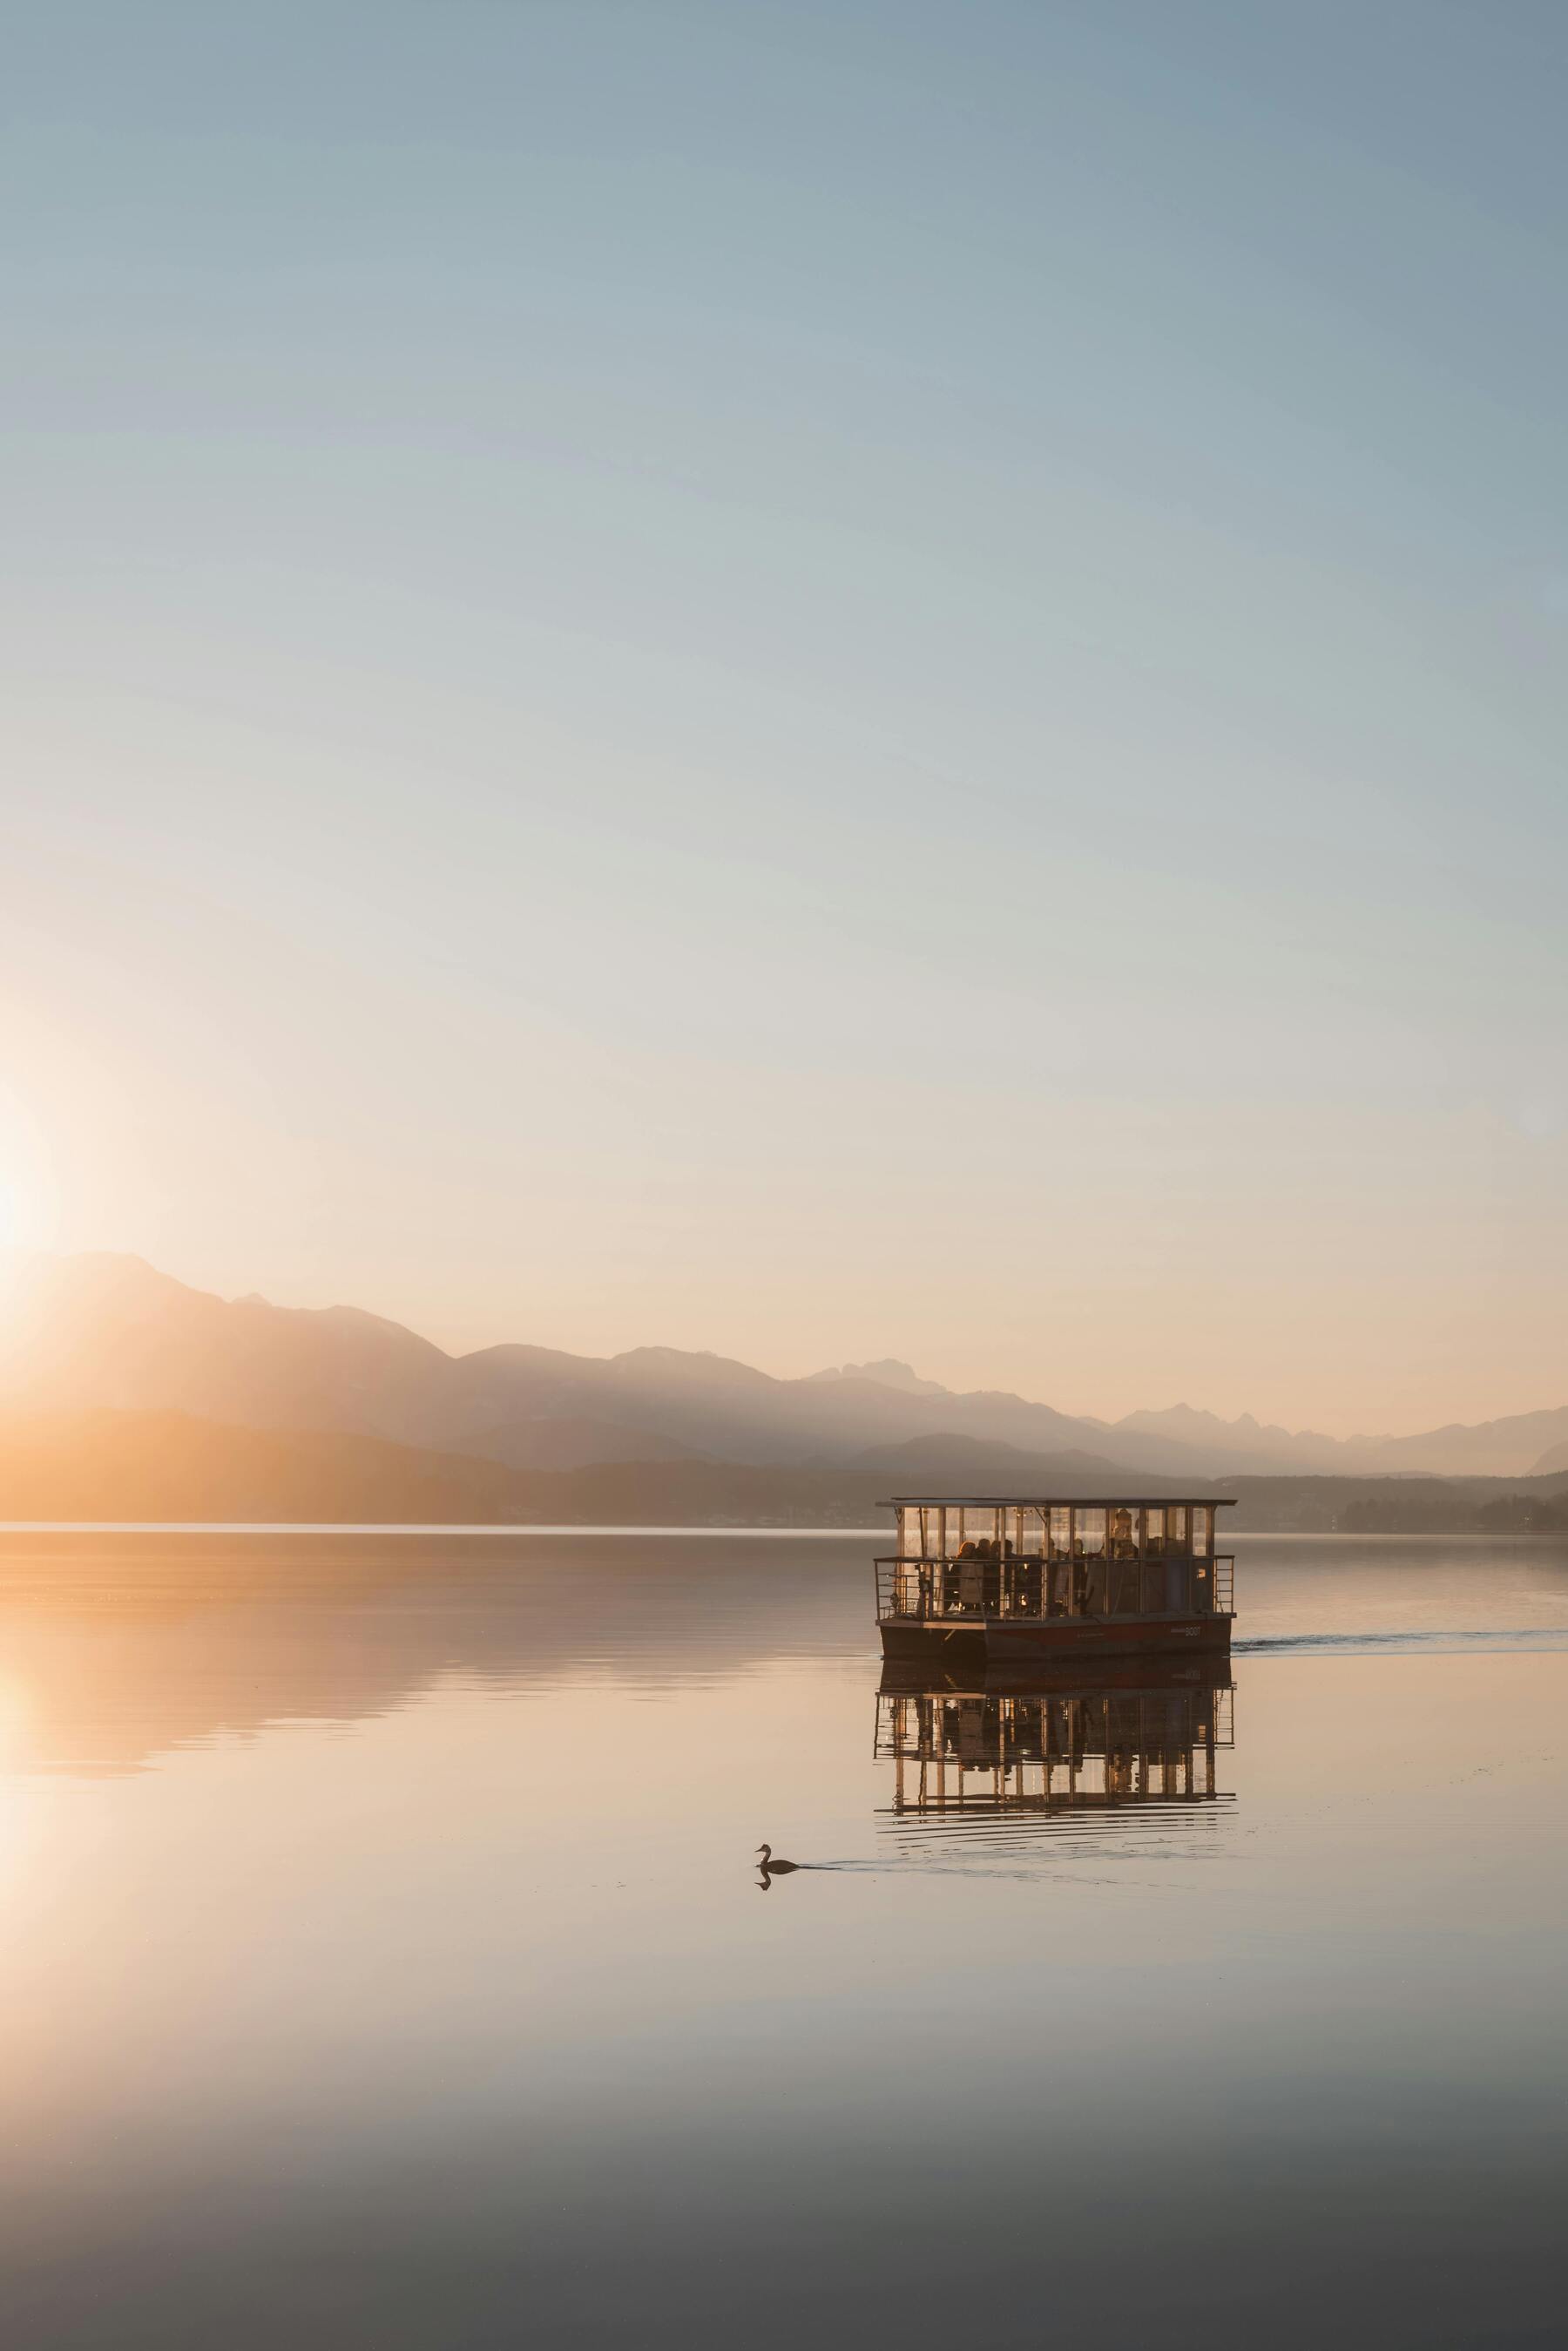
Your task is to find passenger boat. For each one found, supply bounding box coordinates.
[875,1494,1235,1665]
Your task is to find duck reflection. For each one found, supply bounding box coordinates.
[876,1654,1234,1831]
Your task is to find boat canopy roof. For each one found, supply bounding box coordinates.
[883,1494,1237,1510]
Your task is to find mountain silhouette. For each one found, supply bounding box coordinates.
[0,1405,1563,1532]
[2,1251,1564,1481]
[0,1408,1157,1526]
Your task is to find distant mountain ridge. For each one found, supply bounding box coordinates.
[1116,1401,1568,1479]
[1,1250,1564,1481]
[1,1405,1565,1533]
[0,1407,1160,1526]
[808,1358,948,1395]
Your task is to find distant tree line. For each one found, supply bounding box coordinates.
[1338,1494,1566,1535]
[1225,1473,1568,1534]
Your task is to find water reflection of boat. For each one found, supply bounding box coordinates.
[876,1654,1234,1823]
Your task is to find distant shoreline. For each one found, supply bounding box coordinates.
[3,1403,1565,1538]
[0,1521,1563,1541]
[0,1520,893,1537]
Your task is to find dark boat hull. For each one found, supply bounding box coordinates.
[878,1648,1233,1699]
[881,1614,1233,1667]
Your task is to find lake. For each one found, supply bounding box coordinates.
[0,1528,1564,2348]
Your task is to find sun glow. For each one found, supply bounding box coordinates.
[0,1170,48,1264]
[0,1089,57,1260]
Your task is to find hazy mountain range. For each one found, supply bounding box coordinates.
[2,1408,1562,1533]
[2,1251,1565,1483]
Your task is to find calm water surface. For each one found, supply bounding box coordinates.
[0,1529,1564,2348]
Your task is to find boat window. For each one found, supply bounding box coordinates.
[1145,1507,1165,1557]
[1049,1505,1071,1558]
[1077,1507,1106,1557]
[1168,1505,1188,1548]
[1193,1507,1213,1557]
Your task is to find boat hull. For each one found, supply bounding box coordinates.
[881,1614,1233,1667]
[878,1648,1233,1698]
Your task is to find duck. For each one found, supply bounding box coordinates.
[755,1843,800,1875]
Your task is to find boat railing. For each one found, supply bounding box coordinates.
[875,1553,1237,1625]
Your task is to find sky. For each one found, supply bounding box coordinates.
[2,0,1565,1434]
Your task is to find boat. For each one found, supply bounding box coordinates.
[875,1494,1235,1665]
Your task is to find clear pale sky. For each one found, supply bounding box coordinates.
[2,2,1565,1433]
